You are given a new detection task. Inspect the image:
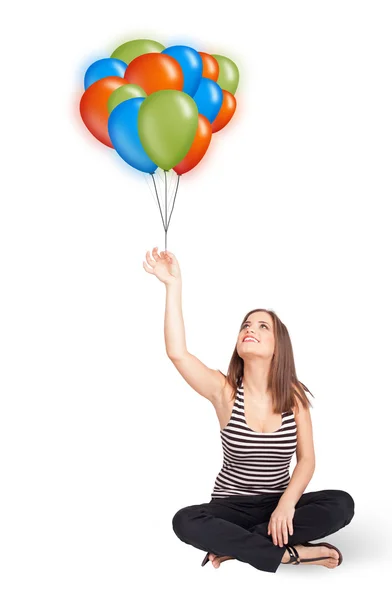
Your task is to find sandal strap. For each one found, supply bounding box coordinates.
[285,542,342,564]
[300,555,331,562]
[285,544,300,564]
[303,540,342,563]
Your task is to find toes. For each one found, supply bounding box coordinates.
[328,557,339,568]
[331,551,339,561]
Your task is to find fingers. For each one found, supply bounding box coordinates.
[144,247,174,272]
[275,521,283,546]
[165,251,177,264]
[269,519,289,547]
[279,521,289,546]
[161,250,171,262]
[145,249,156,268]
[288,519,294,536]
[143,260,154,273]
[277,521,284,546]
[152,247,161,261]
[269,521,276,545]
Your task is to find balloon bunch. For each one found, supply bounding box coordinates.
[80,39,239,250]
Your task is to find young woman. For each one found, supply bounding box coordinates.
[143,247,355,573]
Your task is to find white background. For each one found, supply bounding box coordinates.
[1,0,391,597]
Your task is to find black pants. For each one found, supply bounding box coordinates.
[172,489,355,573]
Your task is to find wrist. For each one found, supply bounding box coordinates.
[278,497,296,508]
[165,277,182,288]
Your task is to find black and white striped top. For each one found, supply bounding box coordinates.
[211,377,297,498]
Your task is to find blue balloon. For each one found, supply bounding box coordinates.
[84,58,127,89]
[162,45,202,97]
[108,98,157,174]
[192,77,223,123]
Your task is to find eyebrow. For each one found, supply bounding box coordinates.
[243,320,270,326]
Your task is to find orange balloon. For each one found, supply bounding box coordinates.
[211,90,237,133]
[80,76,128,148]
[124,53,183,95]
[199,52,219,81]
[173,114,212,175]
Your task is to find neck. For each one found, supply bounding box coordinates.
[242,361,271,404]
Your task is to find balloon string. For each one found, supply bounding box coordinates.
[166,174,180,232]
[150,173,166,233]
[164,170,168,251]
[157,168,175,197]
[168,169,176,200]
[144,173,160,207]
[150,171,180,252]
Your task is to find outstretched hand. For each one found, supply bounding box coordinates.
[143,246,182,285]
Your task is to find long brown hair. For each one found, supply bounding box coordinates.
[218,308,314,414]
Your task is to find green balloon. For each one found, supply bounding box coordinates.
[138,90,198,171]
[107,84,146,113]
[211,54,240,95]
[111,39,165,65]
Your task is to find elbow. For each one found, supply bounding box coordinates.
[167,350,187,361]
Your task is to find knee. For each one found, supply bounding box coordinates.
[172,507,193,540]
[332,490,355,524]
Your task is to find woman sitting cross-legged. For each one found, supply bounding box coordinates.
[143,247,355,573]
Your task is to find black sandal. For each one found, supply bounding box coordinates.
[284,542,343,566]
[201,551,225,566]
[202,541,343,568]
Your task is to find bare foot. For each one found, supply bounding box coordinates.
[281,544,340,568]
[207,553,235,568]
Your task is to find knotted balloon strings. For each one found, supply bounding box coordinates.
[150,171,180,251]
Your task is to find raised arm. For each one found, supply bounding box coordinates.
[143,247,226,405]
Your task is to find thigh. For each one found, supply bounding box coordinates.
[295,489,355,525]
[295,489,354,511]
[173,500,256,530]
[175,494,281,530]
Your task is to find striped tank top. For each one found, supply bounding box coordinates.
[211,377,297,498]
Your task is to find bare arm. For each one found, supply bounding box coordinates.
[164,279,186,359]
[278,397,316,507]
[143,247,225,404]
[164,278,226,404]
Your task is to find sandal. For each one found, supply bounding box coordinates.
[202,541,343,568]
[201,551,226,566]
[284,542,343,566]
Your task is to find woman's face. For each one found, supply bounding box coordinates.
[236,311,275,360]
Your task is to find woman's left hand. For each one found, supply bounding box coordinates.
[267,502,295,547]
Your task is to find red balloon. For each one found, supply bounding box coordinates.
[79,76,128,147]
[173,114,212,175]
[124,53,183,95]
[211,90,237,133]
[199,52,219,81]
